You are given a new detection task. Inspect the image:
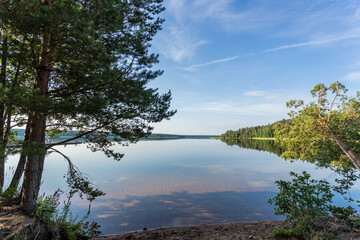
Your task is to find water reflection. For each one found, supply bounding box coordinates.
[91,191,282,234]
[221,138,285,157]
[4,139,358,235]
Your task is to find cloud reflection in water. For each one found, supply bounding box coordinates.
[6,139,356,235]
[90,191,282,235]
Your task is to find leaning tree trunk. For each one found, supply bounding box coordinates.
[3,119,31,197]
[0,145,4,192]
[325,124,360,172]
[0,29,8,192]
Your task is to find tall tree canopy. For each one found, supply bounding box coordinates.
[0,0,175,213]
[276,82,360,171]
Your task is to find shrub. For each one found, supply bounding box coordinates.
[269,171,358,239]
[269,171,335,222]
[35,189,100,240]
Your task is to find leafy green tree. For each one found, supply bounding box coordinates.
[276,82,360,171]
[0,0,175,213]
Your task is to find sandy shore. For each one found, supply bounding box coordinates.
[91,221,286,240]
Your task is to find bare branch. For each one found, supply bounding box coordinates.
[317,89,326,124]
[338,105,360,130]
[327,82,339,124]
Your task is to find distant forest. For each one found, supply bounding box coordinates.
[221,119,289,139]
[11,129,216,142]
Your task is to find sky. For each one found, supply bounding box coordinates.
[149,0,360,135]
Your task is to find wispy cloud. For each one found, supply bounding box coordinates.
[264,30,360,52]
[160,1,360,62]
[156,27,206,62]
[184,56,238,71]
[167,0,186,22]
[343,71,360,82]
[182,102,287,116]
[157,0,285,62]
[184,29,360,70]
[190,0,285,32]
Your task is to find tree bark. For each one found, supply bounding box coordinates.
[0,30,8,192]
[325,124,360,172]
[20,8,51,211]
[3,119,31,196]
[20,115,46,213]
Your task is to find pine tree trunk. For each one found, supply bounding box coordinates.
[0,149,4,192]
[20,115,46,213]
[3,120,31,196]
[325,124,360,172]
[0,30,8,192]
[20,18,51,212]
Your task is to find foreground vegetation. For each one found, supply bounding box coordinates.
[269,171,360,239]
[0,189,101,240]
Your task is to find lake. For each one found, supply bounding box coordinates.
[5,139,360,235]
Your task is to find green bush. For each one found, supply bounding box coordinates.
[269,171,335,222]
[35,189,100,240]
[269,171,358,239]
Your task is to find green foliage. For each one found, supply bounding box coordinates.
[65,167,105,202]
[269,171,336,221]
[269,171,358,239]
[35,189,100,240]
[221,122,279,139]
[0,0,176,155]
[1,185,20,199]
[271,225,311,239]
[221,138,284,156]
[1,0,176,209]
[275,82,360,169]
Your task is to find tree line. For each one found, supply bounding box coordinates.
[220,120,288,139]
[221,82,360,174]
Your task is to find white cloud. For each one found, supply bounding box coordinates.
[264,30,360,52]
[343,71,360,82]
[349,7,360,23]
[182,102,287,116]
[188,0,287,32]
[160,1,360,62]
[156,27,206,62]
[184,56,238,71]
[167,0,186,22]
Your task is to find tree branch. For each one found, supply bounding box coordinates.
[327,83,339,124]
[45,124,108,149]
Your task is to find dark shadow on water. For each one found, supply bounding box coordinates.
[88,191,283,235]
[221,138,285,157]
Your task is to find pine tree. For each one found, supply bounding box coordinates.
[1,0,175,213]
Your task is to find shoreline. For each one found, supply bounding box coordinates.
[90,220,286,240]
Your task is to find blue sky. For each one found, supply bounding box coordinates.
[149,0,360,135]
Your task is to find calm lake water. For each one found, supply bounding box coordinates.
[5,139,360,235]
